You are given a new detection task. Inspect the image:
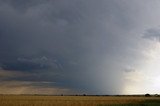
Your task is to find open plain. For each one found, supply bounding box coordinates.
[0,95,160,106]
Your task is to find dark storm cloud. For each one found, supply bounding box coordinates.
[1,0,46,11]
[0,0,132,94]
[1,56,54,71]
[0,0,151,94]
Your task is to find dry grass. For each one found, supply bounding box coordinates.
[0,95,160,106]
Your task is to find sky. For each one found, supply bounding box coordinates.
[1,0,160,95]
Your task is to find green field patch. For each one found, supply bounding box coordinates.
[98,99,160,106]
[98,103,160,106]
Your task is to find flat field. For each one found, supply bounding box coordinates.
[0,95,160,106]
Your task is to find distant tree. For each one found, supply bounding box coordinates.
[145,93,151,97]
[155,94,159,97]
[83,94,86,96]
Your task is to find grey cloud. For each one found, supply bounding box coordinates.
[0,0,46,12]
[0,0,133,94]
[0,80,72,94]
[1,0,157,94]
[143,27,160,42]
[1,59,50,71]
[124,67,136,73]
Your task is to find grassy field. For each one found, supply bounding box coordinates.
[0,95,160,106]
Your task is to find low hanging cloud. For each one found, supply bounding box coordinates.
[0,69,73,94]
[0,80,72,95]
[124,66,136,73]
[143,27,160,42]
[1,56,63,71]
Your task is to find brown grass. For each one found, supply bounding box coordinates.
[0,95,160,106]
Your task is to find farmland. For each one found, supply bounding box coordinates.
[0,95,160,106]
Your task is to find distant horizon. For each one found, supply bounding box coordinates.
[0,93,158,96]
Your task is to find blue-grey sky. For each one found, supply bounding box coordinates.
[1,0,160,95]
